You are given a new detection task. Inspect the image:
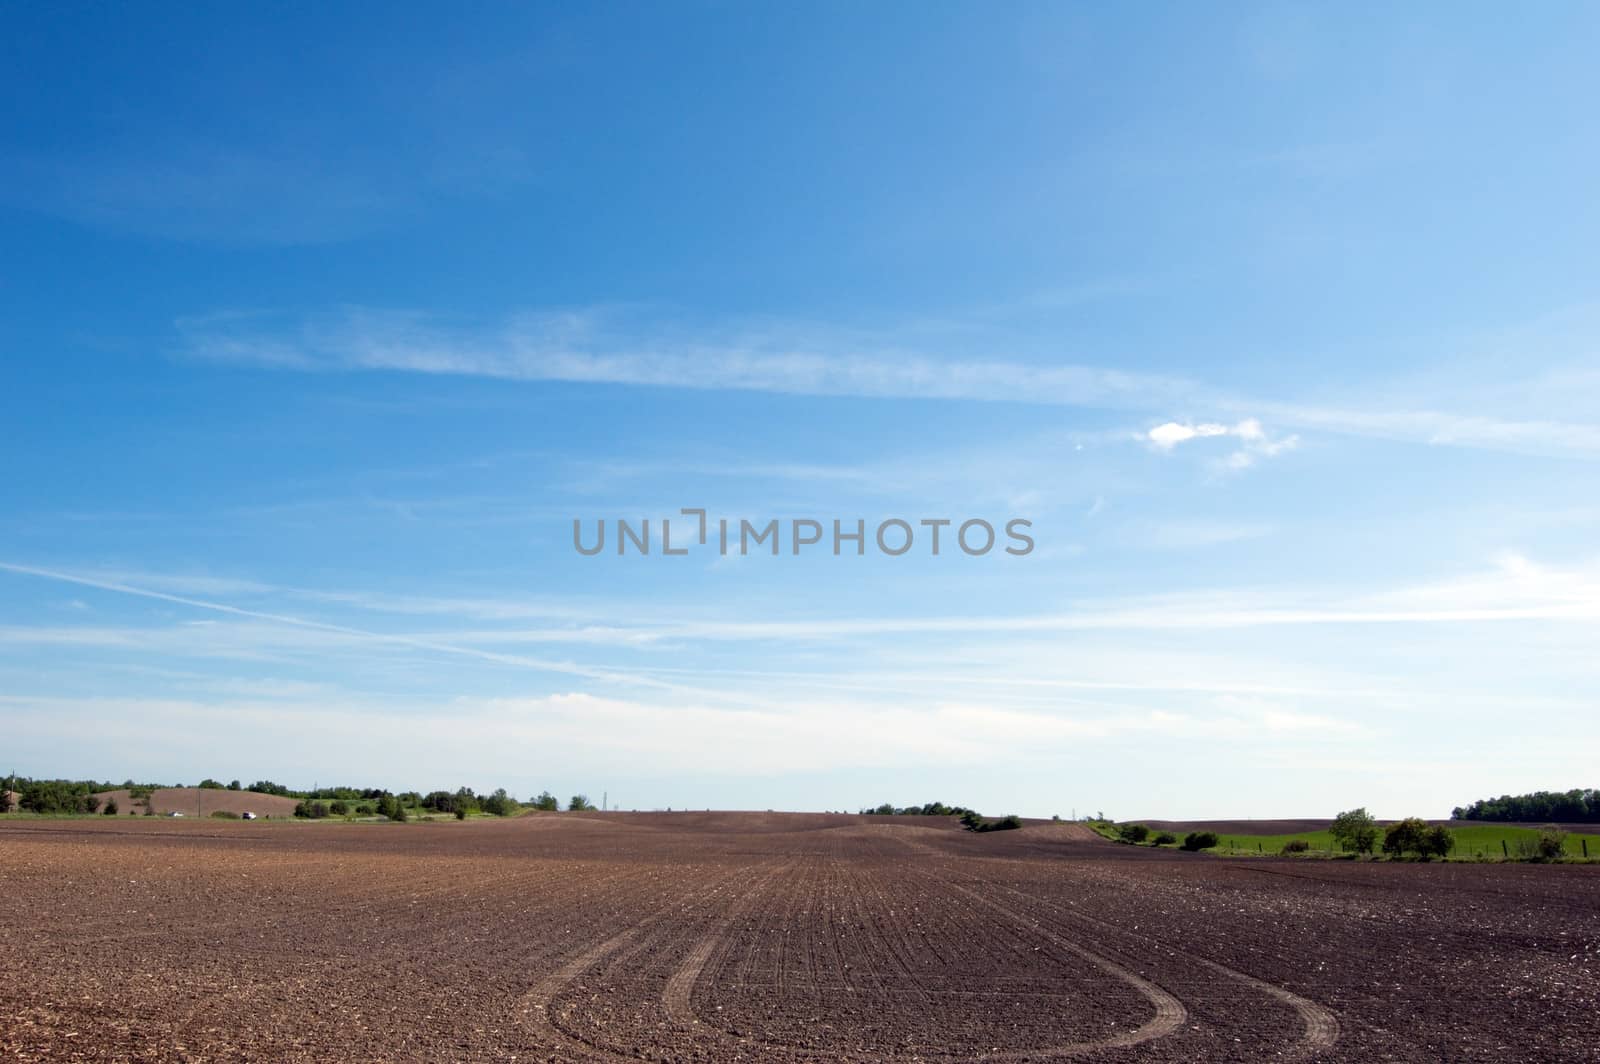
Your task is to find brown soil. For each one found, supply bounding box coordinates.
[89,787,301,818]
[1,813,1595,1061]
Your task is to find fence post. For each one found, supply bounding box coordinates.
[1584,838,1589,858]
[1501,839,1508,858]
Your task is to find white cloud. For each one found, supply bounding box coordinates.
[1146,417,1300,469]
[1147,421,1232,449]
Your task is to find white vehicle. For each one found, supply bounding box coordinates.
[167,811,183,817]
[241,811,257,820]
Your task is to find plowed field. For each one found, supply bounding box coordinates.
[2,813,1595,1061]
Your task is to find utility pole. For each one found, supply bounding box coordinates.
[603,791,607,812]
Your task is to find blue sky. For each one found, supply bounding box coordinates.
[3,4,1598,817]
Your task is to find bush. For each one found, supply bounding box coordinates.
[1153,832,1177,846]
[329,799,349,816]
[455,807,467,820]
[1281,839,1310,854]
[1181,831,1220,852]
[1117,823,1150,844]
[1519,826,1570,861]
[103,798,118,816]
[530,791,560,811]
[568,794,594,811]
[210,810,239,819]
[1423,825,1455,859]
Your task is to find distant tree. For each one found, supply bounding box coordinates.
[329,799,349,816]
[531,791,560,811]
[1382,817,1435,859]
[198,779,225,790]
[481,788,516,816]
[227,780,241,791]
[1153,832,1178,846]
[568,794,595,812]
[1181,831,1220,852]
[103,797,118,815]
[1117,823,1150,844]
[1331,808,1379,854]
[388,801,408,823]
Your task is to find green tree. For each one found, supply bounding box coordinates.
[103,797,118,815]
[531,791,559,811]
[1331,807,1379,854]
[1181,831,1220,851]
[227,780,241,791]
[568,794,594,811]
[481,788,516,816]
[198,779,225,790]
[1382,817,1433,858]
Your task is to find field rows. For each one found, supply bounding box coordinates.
[1,814,1596,1061]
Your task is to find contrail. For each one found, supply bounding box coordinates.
[0,560,680,691]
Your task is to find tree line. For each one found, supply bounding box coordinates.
[860,801,1021,832]
[1452,789,1598,824]
[2,774,598,820]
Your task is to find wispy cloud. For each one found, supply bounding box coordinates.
[177,306,1600,461]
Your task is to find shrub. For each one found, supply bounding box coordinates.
[1423,825,1455,859]
[1153,832,1177,846]
[1181,831,1220,852]
[454,807,467,820]
[1117,823,1150,844]
[1522,827,1569,861]
[210,810,239,819]
[1281,839,1311,854]
[531,791,560,812]
[568,794,595,812]
[103,798,119,816]
[329,799,349,816]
